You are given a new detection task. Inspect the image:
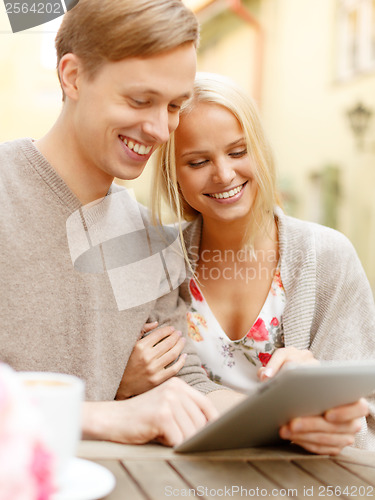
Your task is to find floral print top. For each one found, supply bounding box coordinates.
[187,269,286,393]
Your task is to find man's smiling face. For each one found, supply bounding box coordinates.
[69,42,197,183]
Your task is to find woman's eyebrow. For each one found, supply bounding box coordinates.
[179,149,209,158]
[179,137,246,158]
[227,138,246,147]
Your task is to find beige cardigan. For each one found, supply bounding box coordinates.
[181,209,375,449]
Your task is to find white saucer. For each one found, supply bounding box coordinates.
[52,457,116,500]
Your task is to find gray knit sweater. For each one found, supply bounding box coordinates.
[181,210,375,449]
[0,138,217,400]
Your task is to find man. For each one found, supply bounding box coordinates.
[0,0,240,447]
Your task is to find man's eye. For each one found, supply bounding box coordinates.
[130,98,149,107]
[230,149,247,158]
[168,103,181,112]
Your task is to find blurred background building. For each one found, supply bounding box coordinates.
[0,0,374,291]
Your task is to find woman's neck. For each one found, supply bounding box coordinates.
[200,215,277,255]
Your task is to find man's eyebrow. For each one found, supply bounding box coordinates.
[128,89,192,100]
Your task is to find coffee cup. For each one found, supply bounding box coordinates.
[18,372,85,486]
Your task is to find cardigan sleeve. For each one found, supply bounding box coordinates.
[309,226,375,449]
[309,227,375,360]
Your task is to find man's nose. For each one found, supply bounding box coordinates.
[142,108,175,144]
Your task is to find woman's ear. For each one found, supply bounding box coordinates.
[58,53,82,101]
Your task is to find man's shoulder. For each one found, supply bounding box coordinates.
[0,138,32,170]
[0,137,30,153]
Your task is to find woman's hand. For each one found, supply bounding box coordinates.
[279,398,369,455]
[116,322,187,400]
[258,346,319,381]
[258,348,368,454]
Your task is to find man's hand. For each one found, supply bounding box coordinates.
[116,322,187,399]
[84,377,218,447]
[279,398,369,455]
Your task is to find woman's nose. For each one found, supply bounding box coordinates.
[212,159,236,185]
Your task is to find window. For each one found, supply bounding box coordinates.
[337,0,375,79]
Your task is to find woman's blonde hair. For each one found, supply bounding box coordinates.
[152,73,279,247]
[55,0,199,96]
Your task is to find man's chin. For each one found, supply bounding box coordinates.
[115,164,147,182]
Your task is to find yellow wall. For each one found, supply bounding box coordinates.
[260,0,375,289]
[0,13,62,142]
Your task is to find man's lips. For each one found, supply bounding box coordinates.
[119,135,153,156]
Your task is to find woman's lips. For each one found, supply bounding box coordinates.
[204,182,247,203]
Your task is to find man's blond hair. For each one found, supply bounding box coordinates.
[55,0,199,94]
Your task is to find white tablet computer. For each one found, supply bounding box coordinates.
[174,361,375,453]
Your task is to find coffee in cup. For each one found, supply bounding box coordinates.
[18,372,85,486]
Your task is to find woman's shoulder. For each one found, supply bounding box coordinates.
[277,209,363,292]
[277,208,356,256]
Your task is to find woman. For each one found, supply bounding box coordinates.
[118,73,374,454]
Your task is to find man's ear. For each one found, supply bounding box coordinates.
[58,53,82,101]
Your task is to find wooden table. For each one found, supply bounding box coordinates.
[78,441,375,499]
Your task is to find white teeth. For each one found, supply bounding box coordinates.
[208,184,243,199]
[120,137,152,156]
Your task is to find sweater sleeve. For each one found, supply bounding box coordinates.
[146,271,222,395]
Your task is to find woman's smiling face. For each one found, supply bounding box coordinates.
[175,102,258,224]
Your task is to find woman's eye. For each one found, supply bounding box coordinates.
[230,149,247,158]
[188,160,208,168]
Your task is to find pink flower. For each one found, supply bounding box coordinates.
[246,318,269,341]
[189,279,204,302]
[270,317,279,326]
[258,352,272,367]
[0,364,55,500]
[31,442,55,500]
